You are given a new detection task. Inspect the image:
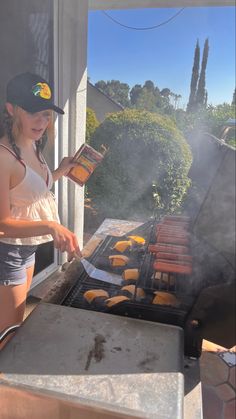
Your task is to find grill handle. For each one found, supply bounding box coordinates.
[0,324,20,344]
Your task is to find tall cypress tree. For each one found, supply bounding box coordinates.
[187,40,200,112]
[195,38,209,108]
[204,90,208,107]
[232,88,236,106]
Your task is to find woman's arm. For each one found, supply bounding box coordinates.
[0,217,81,257]
[52,157,77,182]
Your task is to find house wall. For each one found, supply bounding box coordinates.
[87,82,123,122]
[0,1,53,112]
[56,0,88,260]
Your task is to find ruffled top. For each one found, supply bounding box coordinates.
[0,144,60,246]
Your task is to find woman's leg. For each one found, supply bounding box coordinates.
[0,281,28,350]
[26,264,35,293]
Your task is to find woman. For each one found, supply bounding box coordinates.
[0,72,81,349]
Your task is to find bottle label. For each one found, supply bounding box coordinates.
[67,144,105,186]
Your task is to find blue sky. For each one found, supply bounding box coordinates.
[88,6,235,108]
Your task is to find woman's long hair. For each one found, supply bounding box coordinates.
[0,106,54,162]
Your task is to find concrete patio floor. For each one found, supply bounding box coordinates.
[201,340,236,419]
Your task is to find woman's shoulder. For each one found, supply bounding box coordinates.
[0,137,14,151]
[0,136,11,148]
[0,139,17,165]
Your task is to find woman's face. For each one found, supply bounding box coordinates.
[7,103,52,142]
[17,107,52,141]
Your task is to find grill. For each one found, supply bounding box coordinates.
[61,137,235,361]
[62,217,207,358]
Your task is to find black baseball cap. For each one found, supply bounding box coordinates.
[6,72,64,115]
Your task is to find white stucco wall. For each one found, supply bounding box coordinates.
[55,0,88,258]
[87,82,123,122]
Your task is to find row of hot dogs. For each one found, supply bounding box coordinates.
[149,215,193,275]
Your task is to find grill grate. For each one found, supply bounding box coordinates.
[62,272,194,328]
[62,227,195,329]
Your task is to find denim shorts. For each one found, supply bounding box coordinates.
[0,242,38,286]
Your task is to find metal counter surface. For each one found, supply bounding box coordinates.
[0,302,184,419]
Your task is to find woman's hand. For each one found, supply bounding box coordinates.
[48,221,82,260]
[52,157,77,182]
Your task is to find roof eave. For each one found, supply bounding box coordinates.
[89,0,235,10]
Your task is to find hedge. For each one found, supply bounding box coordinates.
[86,108,99,144]
[88,109,192,219]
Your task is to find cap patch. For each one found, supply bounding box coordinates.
[32,82,51,99]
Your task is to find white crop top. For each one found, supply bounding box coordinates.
[0,144,60,246]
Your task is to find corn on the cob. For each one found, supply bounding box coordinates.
[105,295,130,308]
[121,285,145,298]
[84,289,109,304]
[109,255,129,267]
[128,235,146,245]
[152,291,179,307]
[113,240,132,253]
[122,268,139,281]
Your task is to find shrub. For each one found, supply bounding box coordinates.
[86,108,99,144]
[206,103,235,138]
[88,109,192,219]
[175,104,236,141]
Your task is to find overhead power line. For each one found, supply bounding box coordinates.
[101,8,186,31]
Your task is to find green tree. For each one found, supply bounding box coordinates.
[130,84,143,106]
[95,80,130,107]
[130,81,176,115]
[170,93,182,110]
[88,109,192,219]
[232,88,236,106]
[187,40,200,112]
[195,38,209,108]
[160,88,171,97]
[206,103,235,138]
[132,86,158,112]
[204,90,208,107]
[86,108,99,144]
[144,80,155,91]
